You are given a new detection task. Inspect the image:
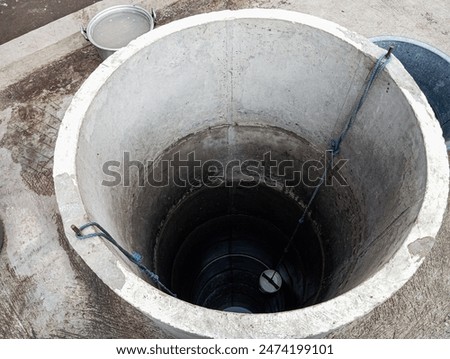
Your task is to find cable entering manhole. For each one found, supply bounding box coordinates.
[258,47,393,291]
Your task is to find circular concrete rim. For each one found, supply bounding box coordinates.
[53,9,449,338]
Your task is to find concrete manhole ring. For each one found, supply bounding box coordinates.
[54,9,449,338]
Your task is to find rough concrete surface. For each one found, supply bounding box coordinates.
[0,0,449,338]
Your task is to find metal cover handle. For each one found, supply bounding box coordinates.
[80,25,89,41]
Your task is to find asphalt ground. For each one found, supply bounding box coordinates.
[0,0,102,44]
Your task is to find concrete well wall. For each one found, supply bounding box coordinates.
[53,9,448,338]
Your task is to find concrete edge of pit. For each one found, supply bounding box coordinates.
[53,9,449,338]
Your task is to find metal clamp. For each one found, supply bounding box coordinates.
[151,8,157,24]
